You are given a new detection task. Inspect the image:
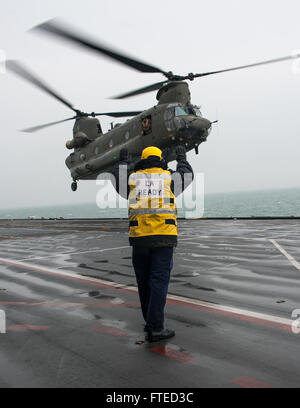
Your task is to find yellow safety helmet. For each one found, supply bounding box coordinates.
[141,146,162,160]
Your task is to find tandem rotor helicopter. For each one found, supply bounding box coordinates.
[7,19,300,191]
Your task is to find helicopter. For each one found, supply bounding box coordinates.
[7,19,300,191]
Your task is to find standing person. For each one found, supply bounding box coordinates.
[112,145,193,342]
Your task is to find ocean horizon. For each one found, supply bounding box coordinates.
[1,186,300,220]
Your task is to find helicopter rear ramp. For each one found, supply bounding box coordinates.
[0,218,299,388]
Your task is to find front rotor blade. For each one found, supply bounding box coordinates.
[193,54,300,78]
[33,19,166,75]
[22,116,76,133]
[94,111,143,117]
[111,80,168,99]
[7,60,77,113]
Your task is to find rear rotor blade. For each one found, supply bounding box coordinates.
[33,19,167,75]
[94,111,142,117]
[193,54,300,78]
[111,80,168,99]
[22,116,76,133]
[7,60,77,113]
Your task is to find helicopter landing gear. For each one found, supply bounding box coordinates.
[71,181,77,191]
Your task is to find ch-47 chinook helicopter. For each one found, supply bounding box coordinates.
[7,20,300,191]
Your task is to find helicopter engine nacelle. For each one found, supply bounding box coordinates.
[66,131,90,149]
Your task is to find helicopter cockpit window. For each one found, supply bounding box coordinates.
[175,106,188,116]
[164,109,175,132]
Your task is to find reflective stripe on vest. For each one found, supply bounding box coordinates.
[129,208,177,216]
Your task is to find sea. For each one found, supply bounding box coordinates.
[1,187,300,219]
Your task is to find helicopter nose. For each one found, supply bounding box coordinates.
[188,117,212,138]
[174,117,212,149]
[194,117,211,130]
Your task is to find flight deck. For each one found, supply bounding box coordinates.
[0,218,299,388]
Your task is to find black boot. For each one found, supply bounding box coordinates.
[145,329,175,343]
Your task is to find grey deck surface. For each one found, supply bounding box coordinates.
[0,218,299,388]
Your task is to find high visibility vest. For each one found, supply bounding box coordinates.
[128,167,178,239]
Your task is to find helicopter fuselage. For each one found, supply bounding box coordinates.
[65,82,212,183]
[66,102,211,181]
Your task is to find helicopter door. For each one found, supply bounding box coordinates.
[141,115,155,151]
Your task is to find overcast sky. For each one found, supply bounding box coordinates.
[0,0,300,209]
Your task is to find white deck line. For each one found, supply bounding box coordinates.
[15,246,130,261]
[269,239,300,271]
[0,256,293,328]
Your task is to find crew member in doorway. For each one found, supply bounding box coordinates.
[112,146,193,342]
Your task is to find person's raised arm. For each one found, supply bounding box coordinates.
[111,148,131,199]
[170,146,194,197]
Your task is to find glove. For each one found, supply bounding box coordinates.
[119,148,129,162]
[175,145,186,161]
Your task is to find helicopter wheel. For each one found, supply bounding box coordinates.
[71,181,77,192]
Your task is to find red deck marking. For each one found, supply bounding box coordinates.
[7,325,50,331]
[93,326,128,337]
[0,258,135,295]
[0,257,292,333]
[0,302,45,306]
[150,345,196,363]
[233,376,274,388]
[0,301,139,307]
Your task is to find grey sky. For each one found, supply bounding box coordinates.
[0,0,300,209]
